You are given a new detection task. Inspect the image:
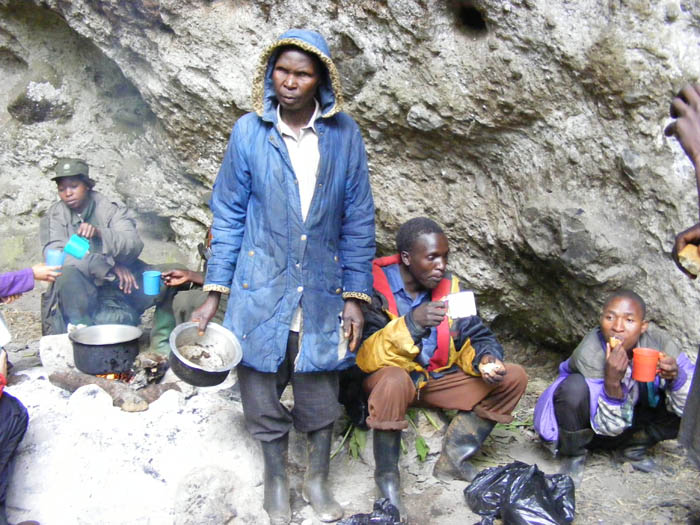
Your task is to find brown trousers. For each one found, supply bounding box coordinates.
[363,364,528,430]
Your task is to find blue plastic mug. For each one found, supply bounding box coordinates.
[45,249,65,266]
[64,234,90,259]
[143,271,162,296]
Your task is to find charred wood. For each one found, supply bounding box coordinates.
[49,370,180,412]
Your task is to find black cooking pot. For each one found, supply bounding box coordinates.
[69,324,142,375]
[169,322,242,387]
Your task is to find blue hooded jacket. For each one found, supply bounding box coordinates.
[204,29,376,373]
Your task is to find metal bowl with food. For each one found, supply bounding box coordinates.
[69,324,142,375]
[168,322,242,387]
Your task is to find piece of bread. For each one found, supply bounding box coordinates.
[679,244,700,276]
[480,362,504,375]
[609,336,622,349]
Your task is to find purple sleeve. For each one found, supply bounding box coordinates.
[0,268,35,298]
[585,376,609,417]
[534,359,612,442]
[534,360,572,442]
[671,353,694,392]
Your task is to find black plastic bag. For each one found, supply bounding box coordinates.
[464,461,575,525]
[338,498,401,525]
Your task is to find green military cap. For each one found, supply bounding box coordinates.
[53,158,89,179]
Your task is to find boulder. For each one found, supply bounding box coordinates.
[1,0,700,353]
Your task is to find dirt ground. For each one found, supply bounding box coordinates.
[3,294,700,525]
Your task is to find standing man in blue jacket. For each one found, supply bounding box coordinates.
[192,29,375,524]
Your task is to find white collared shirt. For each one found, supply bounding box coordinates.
[277,100,321,332]
[277,99,321,221]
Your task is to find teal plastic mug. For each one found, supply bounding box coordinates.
[143,271,162,296]
[64,234,90,259]
[45,248,65,266]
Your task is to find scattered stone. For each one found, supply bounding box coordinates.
[406,103,444,132]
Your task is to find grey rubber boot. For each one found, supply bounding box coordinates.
[373,429,404,517]
[557,428,594,488]
[261,434,291,525]
[621,429,659,473]
[433,411,495,482]
[302,424,343,522]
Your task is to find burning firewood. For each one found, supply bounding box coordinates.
[130,351,169,390]
[49,370,180,412]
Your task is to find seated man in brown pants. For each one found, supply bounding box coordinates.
[355,217,528,513]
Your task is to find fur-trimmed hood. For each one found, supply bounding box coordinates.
[252,29,344,120]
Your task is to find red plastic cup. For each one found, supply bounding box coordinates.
[632,347,660,382]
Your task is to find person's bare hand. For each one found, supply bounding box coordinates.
[412,301,447,329]
[672,223,700,279]
[0,349,7,378]
[342,299,364,352]
[191,292,221,335]
[1,294,21,304]
[32,263,62,282]
[76,222,99,239]
[657,352,678,382]
[113,264,138,294]
[479,354,506,384]
[604,342,629,398]
[666,84,700,167]
[163,269,203,287]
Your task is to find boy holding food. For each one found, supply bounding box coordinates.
[534,290,695,486]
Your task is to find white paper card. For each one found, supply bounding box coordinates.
[0,311,11,348]
[447,291,477,318]
[337,313,349,360]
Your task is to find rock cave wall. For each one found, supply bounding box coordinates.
[2,0,700,353]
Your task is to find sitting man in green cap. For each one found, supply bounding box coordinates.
[40,157,177,352]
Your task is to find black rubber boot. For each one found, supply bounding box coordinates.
[621,429,659,473]
[261,435,291,525]
[557,428,593,488]
[302,424,343,522]
[433,411,495,482]
[373,429,404,517]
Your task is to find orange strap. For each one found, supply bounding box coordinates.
[372,255,401,315]
[428,278,452,371]
[372,255,452,371]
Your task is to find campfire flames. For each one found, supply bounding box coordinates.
[96,372,133,382]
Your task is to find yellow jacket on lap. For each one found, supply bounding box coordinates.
[356,258,498,389]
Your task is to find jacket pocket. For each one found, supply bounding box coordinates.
[234,248,254,291]
[326,252,343,292]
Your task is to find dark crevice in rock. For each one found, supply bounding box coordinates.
[137,211,178,241]
[449,0,488,35]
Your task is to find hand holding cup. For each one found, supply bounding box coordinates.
[32,262,61,282]
[412,301,447,329]
[657,352,678,382]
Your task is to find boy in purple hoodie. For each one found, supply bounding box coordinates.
[534,290,695,487]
